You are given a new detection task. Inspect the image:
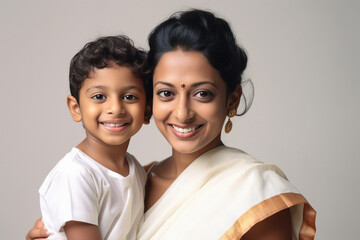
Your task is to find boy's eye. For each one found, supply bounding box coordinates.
[92,94,106,100]
[157,90,174,98]
[194,90,213,99]
[123,94,138,101]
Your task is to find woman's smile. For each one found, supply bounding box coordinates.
[168,123,205,138]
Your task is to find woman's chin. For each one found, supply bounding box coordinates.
[170,141,219,157]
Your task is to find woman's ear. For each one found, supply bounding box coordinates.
[144,101,153,125]
[226,85,242,114]
[67,95,82,122]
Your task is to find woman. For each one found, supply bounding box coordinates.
[27,9,316,240]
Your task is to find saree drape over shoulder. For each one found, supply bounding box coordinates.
[137,146,316,240]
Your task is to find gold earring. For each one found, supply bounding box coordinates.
[225,109,237,133]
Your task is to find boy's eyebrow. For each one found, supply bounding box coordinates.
[85,85,107,93]
[85,85,144,92]
[122,86,144,92]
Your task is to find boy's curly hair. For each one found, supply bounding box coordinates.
[69,35,151,103]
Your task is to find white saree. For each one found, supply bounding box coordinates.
[137,146,316,240]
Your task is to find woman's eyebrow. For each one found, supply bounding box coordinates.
[153,81,174,88]
[154,81,217,88]
[191,81,217,88]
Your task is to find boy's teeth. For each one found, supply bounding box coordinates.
[103,123,125,127]
[172,125,196,133]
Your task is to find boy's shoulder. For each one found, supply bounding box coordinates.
[125,151,147,180]
[47,148,96,175]
[125,152,142,168]
[39,148,100,195]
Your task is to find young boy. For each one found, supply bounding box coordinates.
[39,36,152,240]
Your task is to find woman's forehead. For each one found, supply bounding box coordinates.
[153,50,223,85]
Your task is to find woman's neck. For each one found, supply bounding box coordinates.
[144,137,224,211]
[165,137,224,179]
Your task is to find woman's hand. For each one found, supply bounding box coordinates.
[25,218,50,240]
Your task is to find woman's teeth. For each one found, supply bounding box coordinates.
[172,125,196,133]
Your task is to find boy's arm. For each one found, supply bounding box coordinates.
[40,161,101,238]
[64,221,102,240]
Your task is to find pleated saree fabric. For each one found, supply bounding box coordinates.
[137,146,316,240]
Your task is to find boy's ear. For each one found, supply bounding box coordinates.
[144,101,152,125]
[226,85,242,114]
[67,95,82,122]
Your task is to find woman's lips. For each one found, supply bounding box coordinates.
[169,124,204,138]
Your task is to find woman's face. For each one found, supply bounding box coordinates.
[152,50,230,156]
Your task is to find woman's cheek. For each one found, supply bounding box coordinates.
[201,104,225,119]
[153,100,170,119]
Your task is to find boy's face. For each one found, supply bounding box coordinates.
[68,64,149,148]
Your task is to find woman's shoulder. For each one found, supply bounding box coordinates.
[209,146,263,168]
[220,146,282,168]
[143,155,173,175]
[214,146,292,186]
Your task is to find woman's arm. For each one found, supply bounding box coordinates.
[242,208,292,240]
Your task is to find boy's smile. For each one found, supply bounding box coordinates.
[101,121,128,132]
[101,120,129,132]
[68,64,148,149]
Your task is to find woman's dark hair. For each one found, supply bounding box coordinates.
[148,9,248,94]
[69,35,151,103]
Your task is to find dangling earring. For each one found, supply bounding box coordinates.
[225,109,237,133]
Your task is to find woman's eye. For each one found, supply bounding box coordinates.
[123,94,137,101]
[92,94,106,100]
[157,90,174,98]
[194,90,213,99]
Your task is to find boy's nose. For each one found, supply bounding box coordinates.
[106,99,125,115]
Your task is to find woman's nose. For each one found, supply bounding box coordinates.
[174,96,195,123]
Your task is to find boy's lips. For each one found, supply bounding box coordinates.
[101,122,127,127]
[100,121,129,132]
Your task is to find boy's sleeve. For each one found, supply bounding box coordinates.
[39,163,99,232]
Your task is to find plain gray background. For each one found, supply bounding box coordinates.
[1,0,359,239]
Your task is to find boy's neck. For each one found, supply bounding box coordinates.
[77,138,130,177]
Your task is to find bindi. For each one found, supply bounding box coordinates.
[181,83,185,89]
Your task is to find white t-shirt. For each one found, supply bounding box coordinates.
[39,148,147,240]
